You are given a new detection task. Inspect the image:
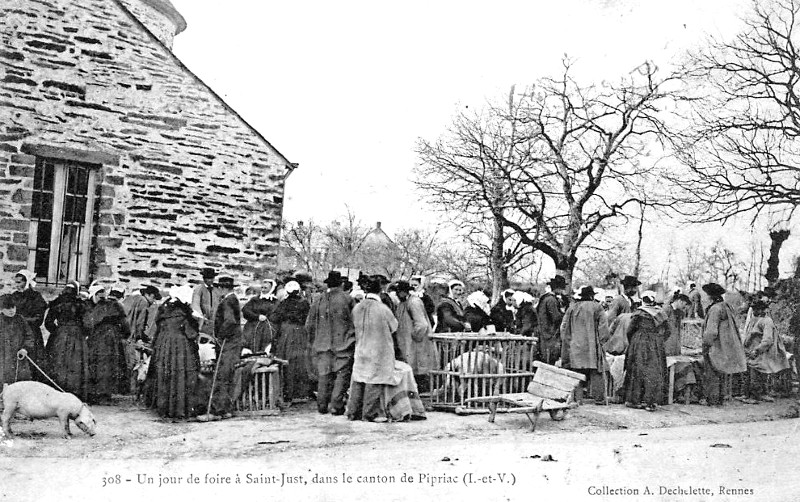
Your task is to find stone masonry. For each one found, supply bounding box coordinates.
[0,0,294,295]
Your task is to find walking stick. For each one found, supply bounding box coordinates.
[594,328,610,406]
[197,338,226,422]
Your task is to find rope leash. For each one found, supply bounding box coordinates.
[17,352,67,394]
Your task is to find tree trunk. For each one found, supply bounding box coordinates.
[490,216,509,304]
[633,204,645,277]
[765,229,790,286]
[554,253,578,294]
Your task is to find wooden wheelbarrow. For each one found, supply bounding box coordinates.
[465,361,586,432]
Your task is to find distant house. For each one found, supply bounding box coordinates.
[362,221,394,248]
[1,0,295,293]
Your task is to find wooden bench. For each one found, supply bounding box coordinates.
[465,361,585,432]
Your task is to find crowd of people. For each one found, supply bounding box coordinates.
[0,267,794,427]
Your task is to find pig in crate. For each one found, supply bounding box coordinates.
[1,381,97,439]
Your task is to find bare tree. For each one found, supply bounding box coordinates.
[672,0,800,224]
[495,60,677,289]
[323,206,371,272]
[279,219,326,279]
[415,86,536,299]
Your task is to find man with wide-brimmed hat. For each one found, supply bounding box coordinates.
[607,275,641,326]
[306,270,355,415]
[209,275,243,419]
[192,267,220,337]
[536,275,567,364]
[701,283,746,406]
[560,285,610,404]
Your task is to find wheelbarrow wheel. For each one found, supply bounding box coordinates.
[549,409,566,421]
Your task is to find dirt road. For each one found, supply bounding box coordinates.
[1,398,799,501]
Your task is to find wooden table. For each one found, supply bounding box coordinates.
[666,355,702,405]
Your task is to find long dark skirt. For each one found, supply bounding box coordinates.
[211,335,242,415]
[275,323,314,401]
[46,323,89,401]
[145,331,200,419]
[623,331,667,406]
[87,324,126,401]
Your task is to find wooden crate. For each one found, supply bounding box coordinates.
[680,319,703,355]
[429,333,537,412]
[235,365,281,416]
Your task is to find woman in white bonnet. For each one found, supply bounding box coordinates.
[144,284,201,420]
[463,290,492,333]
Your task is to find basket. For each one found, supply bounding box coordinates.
[429,333,537,412]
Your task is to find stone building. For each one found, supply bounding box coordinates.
[1,0,294,294]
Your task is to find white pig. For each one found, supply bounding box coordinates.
[1,381,96,439]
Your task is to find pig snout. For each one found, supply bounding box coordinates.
[76,406,97,436]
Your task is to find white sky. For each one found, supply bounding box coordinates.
[168,0,800,283]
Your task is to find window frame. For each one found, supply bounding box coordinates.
[27,156,101,287]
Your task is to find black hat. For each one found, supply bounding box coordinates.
[323,271,343,287]
[702,283,726,297]
[215,276,238,289]
[0,294,15,309]
[373,274,390,286]
[140,285,162,300]
[621,275,641,287]
[548,275,567,288]
[201,267,216,279]
[579,286,595,299]
[364,276,382,295]
[395,280,412,294]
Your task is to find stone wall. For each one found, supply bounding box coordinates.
[118,0,185,49]
[0,0,292,294]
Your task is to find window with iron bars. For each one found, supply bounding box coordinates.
[28,157,100,286]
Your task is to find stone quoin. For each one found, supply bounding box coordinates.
[0,0,296,295]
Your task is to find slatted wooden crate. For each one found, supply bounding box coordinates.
[235,365,281,416]
[429,333,537,412]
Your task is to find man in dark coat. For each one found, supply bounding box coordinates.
[305,271,356,415]
[561,286,610,403]
[211,275,243,419]
[192,267,219,338]
[536,276,567,364]
[490,289,516,333]
[607,275,640,327]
